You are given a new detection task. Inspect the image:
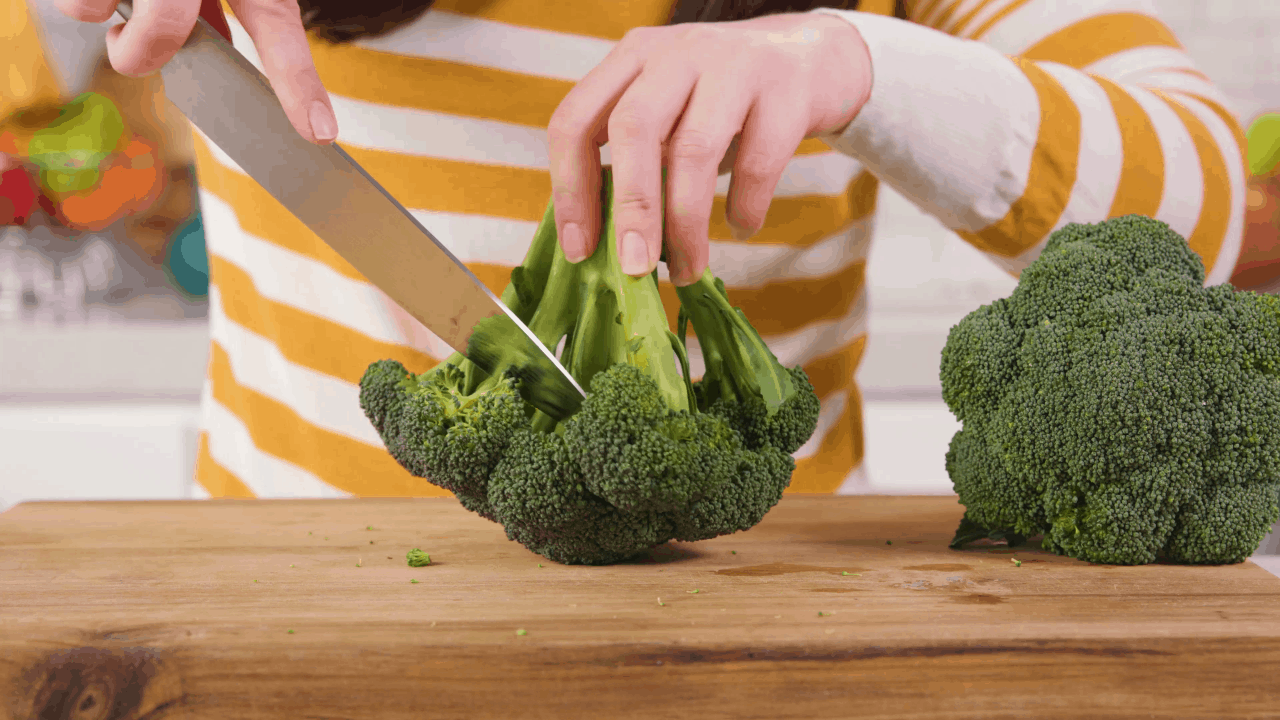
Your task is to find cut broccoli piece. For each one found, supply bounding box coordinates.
[360,168,823,565]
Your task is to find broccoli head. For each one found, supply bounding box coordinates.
[359,168,821,564]
[942,214,1280,565]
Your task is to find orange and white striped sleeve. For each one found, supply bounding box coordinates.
[812,0,1247,284]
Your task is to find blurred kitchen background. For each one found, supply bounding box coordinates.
[1,0,1278,561]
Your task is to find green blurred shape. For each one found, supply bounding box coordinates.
[27,93,124,176]
[1247,113,1280,177]
[41,167,100,194]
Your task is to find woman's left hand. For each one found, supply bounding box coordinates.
[547,12,872,286]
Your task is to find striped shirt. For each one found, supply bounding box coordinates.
[186,0,1247,500]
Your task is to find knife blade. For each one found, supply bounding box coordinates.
[112,0,587,419]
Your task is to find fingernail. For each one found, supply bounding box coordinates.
[562,222,586,263]
[620,230,650,275]
[309,101,338,142]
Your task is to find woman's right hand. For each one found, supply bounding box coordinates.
[55,0,338,144]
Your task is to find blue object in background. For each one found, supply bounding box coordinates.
[166,211,209,297]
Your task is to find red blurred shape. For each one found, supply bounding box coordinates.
[0,167,37,225]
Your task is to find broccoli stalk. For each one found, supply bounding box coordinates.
[675,270,820,454]
[518,173,692,432]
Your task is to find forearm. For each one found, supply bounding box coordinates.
[811,8,1247,285]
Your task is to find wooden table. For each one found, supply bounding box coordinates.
[3,495,1279,719]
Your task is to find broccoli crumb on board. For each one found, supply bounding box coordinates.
[657,598,665,606]
[841,571,861,576]
[886,540,892,545]
[410,579,420,584]
[731,550,736,554]
[287,629,295,634]
[516,629,528,637]
[686,589,700,594]
[1011,558,1022,567]
[406,549,432,567]
[356,559,363,567]
[367,525,373,530]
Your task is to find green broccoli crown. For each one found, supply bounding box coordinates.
[562,363,743,513]
[676,271,821,454]
[674,444,796,542]
[941,215,1280,565]
[488,426,677,565]
[359,168,821,564]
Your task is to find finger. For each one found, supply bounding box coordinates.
[605,64,699,276]
[105,0,202,76]
[227,0,337,144]
[56,0,120,24]
[547,34,649,264]
[723,96,808,243]
[663,79,754,286]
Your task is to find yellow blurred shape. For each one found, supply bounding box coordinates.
[1,0,65,118]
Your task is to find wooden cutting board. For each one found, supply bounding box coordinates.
[2,495,1279,719]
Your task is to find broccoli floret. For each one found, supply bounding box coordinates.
[489,427,676,565]
[942,215,1280,565]
[358,359,525,521]
[674,444,795,542]
[675,271,820,454]
[359,168,822,565]
[564,365,742,513]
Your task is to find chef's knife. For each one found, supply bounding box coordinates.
[113,0,587,419]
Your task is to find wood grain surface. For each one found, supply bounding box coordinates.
[2,495,1279,719]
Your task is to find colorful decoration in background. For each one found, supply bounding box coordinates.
[166,210,209,297]
[1,92,164,232]
[0,166,36,225]
[1233,113,1280,293]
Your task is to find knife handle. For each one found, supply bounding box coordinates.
[114,0,233,43]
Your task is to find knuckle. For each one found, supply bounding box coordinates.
[546,110,588,148]
[612,187,659,216]
[58,0,108,21]
[607,107,655,144]
[146,4,198,42]
[619,25,657,45]
[667,131,722,167]
[734,148,783,183]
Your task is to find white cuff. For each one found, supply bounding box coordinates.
[809,8,1040,234]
